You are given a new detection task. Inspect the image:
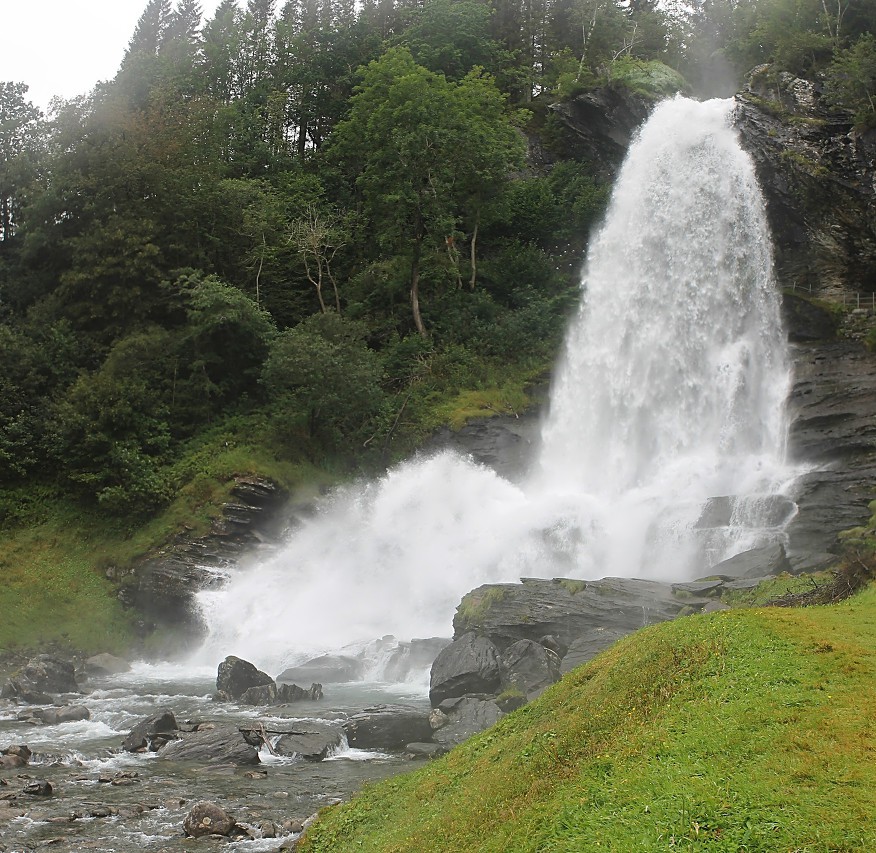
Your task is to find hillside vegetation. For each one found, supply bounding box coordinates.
[300,586,876,851]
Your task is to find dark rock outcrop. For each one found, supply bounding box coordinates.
[432,697,504,748]
[560,628,628,675]
[124,476,289,645]
[454,577,707,655]
[548,86,653,179]
[734,69,876,294]
[500,639,561,701]
[707,543,792,581]
[429,633,503,707]
[423,404,544,484]
[342,705,433,751]
[785,341,876,562]
[216,656,275,701]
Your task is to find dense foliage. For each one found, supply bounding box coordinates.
[0,0,871,519]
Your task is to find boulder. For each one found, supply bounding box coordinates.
[405,742,449,759]
[432,697,503,747]
[274,722,344,761]
[33,705,91,725]
[81,654,131,678]
[122,709,179,753]
[239,683,277,705]
[216,656,275,700]
[705,543,791,581]
[1,655,78,700]
[500,639,561,701]
[22,780,53,797]
[160,725,260,765]
[0,745,31,769]
[429,633,502,706]
[277,682,323,703]
[277,655,363,685]
[453,577,707,653]
[183,801,236,838]
[560,628,628,674]
[343,705,433,751]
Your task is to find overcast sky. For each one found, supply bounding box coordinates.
[1,1,226,113]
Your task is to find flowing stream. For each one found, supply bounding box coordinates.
[0,97,802,851]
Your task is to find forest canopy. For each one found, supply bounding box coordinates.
[0,0,871,517]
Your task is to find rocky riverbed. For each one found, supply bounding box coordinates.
[0,660,429,853]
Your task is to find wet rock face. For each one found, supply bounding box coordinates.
[548,86,653,178]
[342,705,434,750]
[453,577,703,653]
[125,475,289,647]
[785,340,876,559]
[160,725,261,765]
[734,69,876,294]
[122,709,179,753]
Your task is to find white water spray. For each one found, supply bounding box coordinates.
[193,97,797,674]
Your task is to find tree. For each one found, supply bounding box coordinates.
[0,82,41,244]
[261,312,384,448]
[330,48,524,335]
[396,0,499,81]
[123,0,173,62]
[824,33,876,128]
[288,204,348,313]
[161,0,203,70]
[202,0,243,103]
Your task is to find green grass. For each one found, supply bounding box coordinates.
[0,412,335,657]
[299,587,876,852]
[0,510,137,655]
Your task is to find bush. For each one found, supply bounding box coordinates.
[261,313,385,451]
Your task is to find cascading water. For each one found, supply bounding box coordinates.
[193,97,798,676]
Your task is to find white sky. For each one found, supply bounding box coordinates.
[0,1,227,113]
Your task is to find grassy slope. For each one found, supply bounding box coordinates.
[300,588,876,852]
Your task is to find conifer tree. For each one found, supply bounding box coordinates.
[123,0,173,64]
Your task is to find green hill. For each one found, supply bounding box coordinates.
[300,587,876,852]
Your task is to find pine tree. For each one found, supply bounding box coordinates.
[202,0,242,103]
[161,0,203,67]
[123,0,173,65]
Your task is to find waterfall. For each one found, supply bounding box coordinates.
[192,97,797,674]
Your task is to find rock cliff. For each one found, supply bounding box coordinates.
[733,67,876,296]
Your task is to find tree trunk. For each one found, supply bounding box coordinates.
[469,213,480,289]
[410,237,427,338]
